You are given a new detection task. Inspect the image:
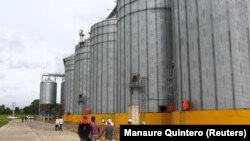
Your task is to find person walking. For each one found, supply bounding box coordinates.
[128,119,133,125]
[100,119,117,141]
[141,121,146,125]
[59,117,64,131]
[105,118,114,126]
[90,116,100,141]
[77,115,91,141]
[55,117,60,131]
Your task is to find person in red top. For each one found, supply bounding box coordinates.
[80,115,89,124]
[78,115,90,141]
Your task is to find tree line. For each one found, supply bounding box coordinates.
[0,99,62,115]
[0,99,39,115]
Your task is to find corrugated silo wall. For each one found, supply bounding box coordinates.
[63,55,75,114]
[40,79,57,104]
[117,0,173,113]
[39,82,43,104]
[173,0,250,111]
[39,79,57,115]
[61,81,65,114]
[89,18,117,114]
[74,40,91,114]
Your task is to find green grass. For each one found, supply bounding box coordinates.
[0,115,8,128]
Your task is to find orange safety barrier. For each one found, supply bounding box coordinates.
[83,109,91,115]
[182,99,189,111]
[167,104,174,113]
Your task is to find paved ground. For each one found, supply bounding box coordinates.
[0,119,80,141]
[0,119,119,141]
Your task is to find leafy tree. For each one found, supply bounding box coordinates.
[0,105,5,110]
[15,107,21,114]
[4,108,11,115]
[23,106,30,114]
[22,99,39,115]
[30,99,39,114]
[0,105,12,114]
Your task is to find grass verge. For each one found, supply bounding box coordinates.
[0,115,8,128]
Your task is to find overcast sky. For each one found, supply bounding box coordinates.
[0,0,116,109]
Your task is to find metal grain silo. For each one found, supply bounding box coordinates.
[61,81,65,114]
[89,17,117,114]
[40,78,57,104]
[63,54,75,114]
[39,78,57,116]
[74,39,91,114]
[117,0,173,113]
[173,0,250,111]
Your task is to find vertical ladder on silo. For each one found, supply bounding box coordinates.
[140,77,146,113]
[139,77,146,124]
[167,65,175,111]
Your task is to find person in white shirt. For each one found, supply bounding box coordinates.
[55,117,60,131]
[59,117,64,131]
[105,118,114,126]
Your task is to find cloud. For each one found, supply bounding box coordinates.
[0,0,117,108]
[8,59,47,69]
[0,86,21,97]
[0,87,6,93]
[0,29,25,53]
[0,72,5,79]
[0,57,4,64]
[54,56,65,73]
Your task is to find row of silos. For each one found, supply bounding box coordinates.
[62,0,250,114]
[62,0,174,114]
[62,40,90,115]
[173,0,250,110]
[63,18,117,114]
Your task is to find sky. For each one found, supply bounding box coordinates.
[0,0,117,109]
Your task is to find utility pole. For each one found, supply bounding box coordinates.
[11,102,15,117]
